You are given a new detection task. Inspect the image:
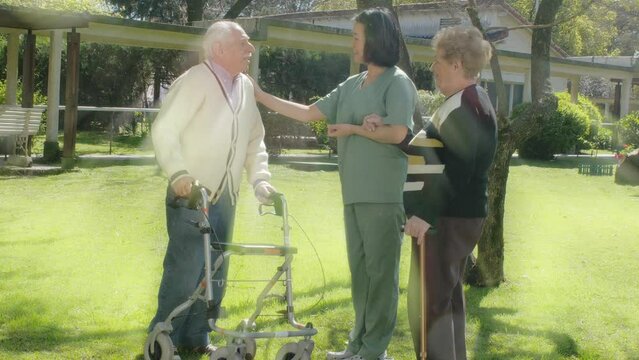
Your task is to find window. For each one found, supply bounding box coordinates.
[482,81,526,115]
[439,18,461,29]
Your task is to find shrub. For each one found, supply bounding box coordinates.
[570,93,607,150]
[517,94,590,160]
[306,96,336,154]
[417,90,445,116]
[591,126,613,150]
[618,111,639,148]
[260,106,319,157]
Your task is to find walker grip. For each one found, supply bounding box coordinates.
[270,192,284,216]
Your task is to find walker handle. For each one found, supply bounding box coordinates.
[187,180,211,209]
[259,192,285,216]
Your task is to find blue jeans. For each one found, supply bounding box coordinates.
[148,185,236,348]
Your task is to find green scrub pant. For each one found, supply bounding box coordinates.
[344,202,404,360]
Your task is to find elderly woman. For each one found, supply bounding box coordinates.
[401,26,497,360]
[253,7,416,360]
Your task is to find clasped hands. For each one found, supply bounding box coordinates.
[327,113,384,137]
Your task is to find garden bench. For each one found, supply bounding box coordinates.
[0,105,44,157]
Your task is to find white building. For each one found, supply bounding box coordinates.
[224,0,637,119]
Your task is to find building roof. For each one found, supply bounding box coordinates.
[248,0,569,57]
[0,6,90,30]
[0,5,204,51]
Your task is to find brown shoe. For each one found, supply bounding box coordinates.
[191,344,217,355]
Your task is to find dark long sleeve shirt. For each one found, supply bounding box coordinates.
[401,84,497,226]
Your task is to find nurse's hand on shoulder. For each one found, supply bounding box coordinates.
[328,124,356,137]
[405,215,430,246]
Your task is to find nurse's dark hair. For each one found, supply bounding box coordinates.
[353,7,400,67]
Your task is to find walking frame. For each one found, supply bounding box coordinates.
[145,182,317,360]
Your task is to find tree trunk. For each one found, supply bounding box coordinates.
[465,0,562,286]
[186,0,205,23]
[153,70,162,107]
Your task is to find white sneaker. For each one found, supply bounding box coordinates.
[328,350,391,360]
[326,349,355,360]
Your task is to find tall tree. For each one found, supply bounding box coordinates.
[466,0,563,286]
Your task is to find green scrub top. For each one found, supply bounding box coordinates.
[314,66,416,205]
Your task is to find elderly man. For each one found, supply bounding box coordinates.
[148,20,275,355]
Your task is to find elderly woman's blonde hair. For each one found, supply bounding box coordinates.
[432,26,492,79]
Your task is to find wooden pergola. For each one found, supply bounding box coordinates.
[2,4,637,169]
[1,6,205,168]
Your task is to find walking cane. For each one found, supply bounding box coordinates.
[419,233,427,360]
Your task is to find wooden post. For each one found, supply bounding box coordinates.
[44,30,63,162]
[419,238,427,360]
[21,30,36,156]
[21,30,35,108]
[62,29,80,170]
[6,33,20,106]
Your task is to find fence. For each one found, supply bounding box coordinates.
[37,105,160,154]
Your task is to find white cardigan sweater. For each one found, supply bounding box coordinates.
[152,63,270,204]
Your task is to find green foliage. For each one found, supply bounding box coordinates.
[591,126,613,150]
[417,89,444,117]
[259,46,349,104]
[258,46,347,155]
[306,95,333,152]
[517,94,590,160]
[506,0,638,56]
[0,80,47,105]
[555,92,608,150]
[618,111,639,148]
[0,0,111,14]
[411,61,434,90]
[0,80,6,104]
[619,143,636,157]
[554,3,618,56]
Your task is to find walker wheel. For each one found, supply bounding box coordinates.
[243,338,257,360]
[144,332,175,360]
[210,346,242,360]
[275,342,311,360]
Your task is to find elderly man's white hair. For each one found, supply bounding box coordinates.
[202,21,243,60]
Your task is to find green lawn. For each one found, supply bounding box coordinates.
[1,156,638,359]
[31,132,155,156]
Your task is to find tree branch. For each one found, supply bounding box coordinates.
[467,0,509,128]
[223,0,254,19]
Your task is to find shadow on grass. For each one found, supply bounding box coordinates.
[76,156,158,169]
[0,237,59,248]
[209,279,353,348]
[218,278,351,321]
[0,297,145,354]
[466,286,580,359]
[270,155,338,172]
[509,155,616,169]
